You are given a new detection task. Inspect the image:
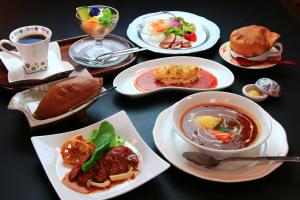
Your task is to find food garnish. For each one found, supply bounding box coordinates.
[61,121,139,193]
[147,16,197,49]
[182,104,258,149]
[153,64,199,85]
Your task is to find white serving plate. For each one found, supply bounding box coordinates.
[113,56,234,97]
[127,11,220,54]
[31,111,170,200]
[153,105,289,182]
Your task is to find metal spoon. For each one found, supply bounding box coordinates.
[183,152,300,168]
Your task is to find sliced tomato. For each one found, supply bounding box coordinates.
[211,130,235,143]
[61,135,95,165]
[184,32,197,42]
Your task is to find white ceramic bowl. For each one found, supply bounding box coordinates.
[172,91,272,159]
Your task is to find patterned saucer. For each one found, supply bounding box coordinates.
[219,41,276,69]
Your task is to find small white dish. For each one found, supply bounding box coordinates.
[7,77,105,129]
[113,56,234,97]
[153,105,288,182]
[31,111,170,200]
[219,41,277,69]
[127,11,220,54]
[242,84,268,102]
[171,91,272,158]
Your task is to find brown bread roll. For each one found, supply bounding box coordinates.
[33,76,103,120]
[230,25,280,57]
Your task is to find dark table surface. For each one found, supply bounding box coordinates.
[0,0,300,199]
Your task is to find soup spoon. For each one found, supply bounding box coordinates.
[183,152,300,168]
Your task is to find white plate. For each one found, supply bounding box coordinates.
[127,11,220,54]
[31,111,170,200]
[113,56,234,97]
[153,105,289,182]
[219,41,276,69]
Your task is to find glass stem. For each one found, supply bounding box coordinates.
[95,38,104,49]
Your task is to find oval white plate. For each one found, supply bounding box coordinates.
[127,11,220,54]
[153,105,289,182]
[219,41,276,69]
[113,56,234,97]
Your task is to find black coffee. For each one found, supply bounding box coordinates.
[18,34,46,44]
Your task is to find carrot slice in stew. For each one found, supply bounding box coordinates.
[211,130,235,143]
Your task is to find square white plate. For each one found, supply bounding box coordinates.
[31,110,170,200]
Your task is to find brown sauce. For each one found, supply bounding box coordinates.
[180,104,259,150]
[62,172,135,194]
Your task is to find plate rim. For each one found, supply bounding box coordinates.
[152,105,289,183]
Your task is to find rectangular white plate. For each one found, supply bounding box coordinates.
[31,111,170,200]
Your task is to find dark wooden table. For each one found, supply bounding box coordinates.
[0,0,299,199]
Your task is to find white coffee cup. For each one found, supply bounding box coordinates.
[0,25,52,74]
[231,42,283,61]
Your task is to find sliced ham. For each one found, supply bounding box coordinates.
[182,38,192,48]
[159,33,175,49]
[170,36,182,50]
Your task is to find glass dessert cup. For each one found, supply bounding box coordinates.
[76,5,119,58]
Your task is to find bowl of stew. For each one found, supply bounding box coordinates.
[172,91,272,158]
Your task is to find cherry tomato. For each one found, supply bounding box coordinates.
[184,32,197,42]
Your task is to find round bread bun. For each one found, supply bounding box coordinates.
[230,25,280,58]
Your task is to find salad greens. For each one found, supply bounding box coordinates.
[164,17,196,36]
[98,8,116,27]
[82,121,125,172]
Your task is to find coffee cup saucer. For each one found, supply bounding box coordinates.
[0,42,74,83]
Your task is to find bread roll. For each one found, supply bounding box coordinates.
[230,25,280,57]
[33,76,103,120]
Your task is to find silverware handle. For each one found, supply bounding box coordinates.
[95,47,142,60]
[224,156,300,162]
[110,47,147,57]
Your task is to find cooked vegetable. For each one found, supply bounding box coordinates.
[211,130,235,143]
[109,166,135,181]
[194,116,222,130]
[81,121,125,172]
[81,141,110,172]
[87,179,111,188]
[61,135,95,165]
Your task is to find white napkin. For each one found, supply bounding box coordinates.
[0,42,74,83]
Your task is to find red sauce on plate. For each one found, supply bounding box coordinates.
[134,68,218,92]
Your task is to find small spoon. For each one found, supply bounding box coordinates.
[183,152,300,168]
